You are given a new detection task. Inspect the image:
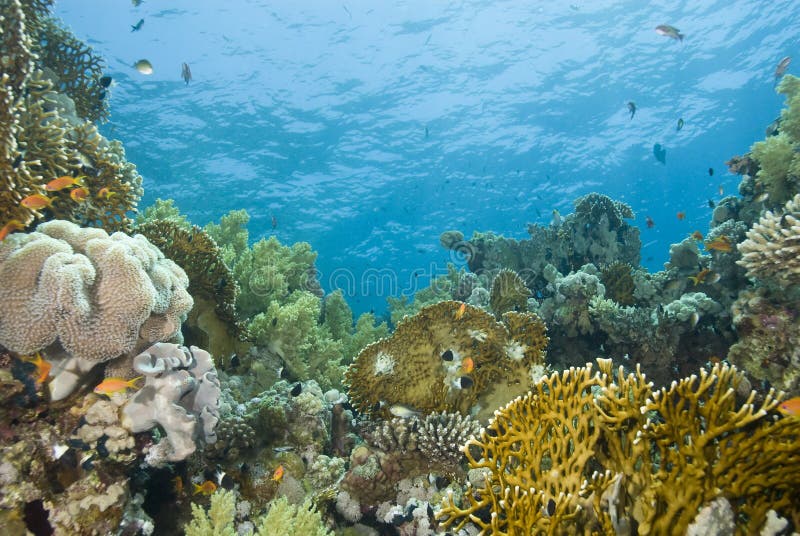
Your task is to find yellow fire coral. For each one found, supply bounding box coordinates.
[737,193,800,286]
[345,301,548,420]
[438,359,800,534]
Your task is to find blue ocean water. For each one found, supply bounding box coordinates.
[55,0,799,317]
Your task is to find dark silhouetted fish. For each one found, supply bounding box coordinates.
[653,143,666,164]
[131,18,144,32]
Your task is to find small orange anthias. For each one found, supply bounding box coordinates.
[20,194,54,210]
[70,187,90,202]
[704,234,732,253]
[676,211,686,220]
[687,268,720,286]
[455,302,467,320]
[461,356,475,374]
[21,352,51,384]
[193,480,217,496]
[93,376,143,396]
[777,397,800,417]
[0,220,25,241]
[45,175,84,192]
[272,464,285,483]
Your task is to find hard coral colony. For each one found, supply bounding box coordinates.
[0,1,800,535]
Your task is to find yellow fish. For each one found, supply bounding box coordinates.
[192,480,217,495]
[70,187,90,202]
[93,376,143,396]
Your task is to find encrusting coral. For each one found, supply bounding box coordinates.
[0,220,192,400]
[345,300,549,421]
[737,192,800,287]
[438,359,800,535]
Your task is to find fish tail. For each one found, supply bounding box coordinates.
[128,376,144,388]
[192,483,201,495]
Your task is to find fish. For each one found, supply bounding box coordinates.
[754,192,769,203]
[132,0,143,6]
[708,199,715,208]
[131,18,144,32]
[455,302,467,320]
[676,211,686,220]
[655,24,684,41]
[424,126,429,138]
[0,219,25,241]
[645,216,655,229]
[271,213,277,229]
[689,312,700,328]
[708,168,715,177]
[691,231,703,241]
[688,268,719,286]
[627,101,636,119]
[96,187,116,199]
[70,187,89,202]
[134,59,153,75]
[172,476,184,495]
[193,480,217,495]
[45,175,84,192]
[653,143,666,164]
[20,194,54,210]
[676,118,684,131]
[774,56,791,84]
[389,404,421,418]
[777,396,800,416]
[462,357,475,374]
[704,235,732,253]
[99,76,112,88]
[181,62,192,85]
[21,352,51,384]
[718,184,724,196]
[93,376,143,396]
[290,383,302,396]
[551,209,562,226]
[271,465,285,482]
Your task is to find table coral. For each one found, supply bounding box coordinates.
[738,193,800,287]
[0,220,192,400]
[438,359,800,534]
[345,301,548,420]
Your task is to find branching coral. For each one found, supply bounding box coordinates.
[438,360,800,535]
[738,193,800,286]
[0,220,192,399]
[345,301,548,420]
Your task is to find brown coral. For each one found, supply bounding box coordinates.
[488,268,530,316]
[344,301,548,420]
[737,193,800,286]
[438,359,800,534]
[600,262,635,306]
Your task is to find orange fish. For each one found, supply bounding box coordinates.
[20,194,54,210]
[455,303,467,320]
[462,357,475,374]
[691,231,703,241]
[70,187,90,202]
[21,352,51,384]
[676,211,686,221]
[272,464,285,482]
[45,175,84,192]
[96,187,116,199]
[172,476,184,495]
[0,220,25,241]
[777,397,800,417]
[688,268,719,286]
[193,480,217,495]
[705,235,732,253]
[93,376,143,396]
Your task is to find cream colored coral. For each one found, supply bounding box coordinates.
[737,193,800,285]
[0,220,192,362]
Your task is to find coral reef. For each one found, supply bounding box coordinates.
[488,268,530,316]
[600,262,635,306]
[121,343,221,465]
[345,300,548,421]
[0,220,192,400]
[438,360,800,534]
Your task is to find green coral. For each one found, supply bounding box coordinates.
[185,489,237,536]
[136,198,190,229]
[204,208,250,269]
[322,290,353,341]
[342,312,389,363]
[750,75,800,207]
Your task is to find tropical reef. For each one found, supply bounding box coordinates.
[2,2,800,535]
